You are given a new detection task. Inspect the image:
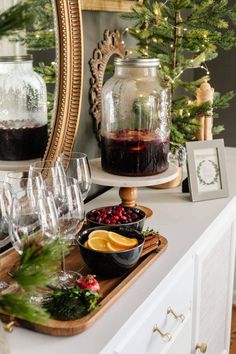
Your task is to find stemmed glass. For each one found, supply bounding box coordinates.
[58,152,91,200]
[9,189,43,255]
[45,178,85,288]
[0,181,12,290]
[9,188,60,301]
[30,161,85,287]
[29,160,67,201]
[5,170,44,198]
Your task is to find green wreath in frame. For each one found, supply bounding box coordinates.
[197,159,220,186]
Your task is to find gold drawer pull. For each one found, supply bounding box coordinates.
[153,324,172,342]
[167,306,185,322]
[196,343,207,353]
[4,321,15,333]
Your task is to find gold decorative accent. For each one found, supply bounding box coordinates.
[196,343,208,353]
[4,321,15,333]
[81,0,143,12]
[196,81,214,141]
[44,0,84,164]
[167,306,185,322]
[89,30,128,142]
[153,324,172,342]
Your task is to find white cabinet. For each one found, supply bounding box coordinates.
[101,220,236,354]
[101,260,194,354]
[192,222,236,354]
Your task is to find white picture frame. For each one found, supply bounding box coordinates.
[186,139,229,202]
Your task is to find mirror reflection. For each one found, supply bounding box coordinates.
[0,0,56,167]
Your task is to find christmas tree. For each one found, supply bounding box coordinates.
[123,0,236,146]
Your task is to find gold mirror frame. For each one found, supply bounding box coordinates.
[44,0,83,163]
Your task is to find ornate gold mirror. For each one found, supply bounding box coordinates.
[45,0,83,162]
[0,0,83,170]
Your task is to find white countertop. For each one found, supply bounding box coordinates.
[6,148,236,354]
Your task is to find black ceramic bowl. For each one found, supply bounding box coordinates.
[86,205,146,231]
[76,225,144,277]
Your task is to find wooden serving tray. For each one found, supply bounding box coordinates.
[0,236,168,336]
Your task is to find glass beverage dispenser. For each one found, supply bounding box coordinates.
[101,58,171,177]
[0,55,48,161]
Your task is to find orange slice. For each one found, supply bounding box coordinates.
[87,237,109,251]
[108,232,138,248]
[88,230,110,240]
[84,241,89,248]
[107,242,131,252]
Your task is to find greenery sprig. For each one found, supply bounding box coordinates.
[0,237,67,324]
[12,237,66,289]
[43,287,101,321]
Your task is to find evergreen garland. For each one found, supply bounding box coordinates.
[123,0,236,145]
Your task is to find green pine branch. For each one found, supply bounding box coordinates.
[0,237,68,323]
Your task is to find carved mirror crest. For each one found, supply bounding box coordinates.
[89,30,127,142]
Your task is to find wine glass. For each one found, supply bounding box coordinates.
[44,178,85,288]
[29,160,67,202]
[6,170,44,198]
[9,189,60,302]
[58,152,92,200]
[0,181,12,290]
[9,189,42,255]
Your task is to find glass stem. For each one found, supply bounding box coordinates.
[60,242,66,273]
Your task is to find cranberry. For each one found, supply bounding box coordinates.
[88,205,143,225]
[117,207,124,212]
[132,213,138,220]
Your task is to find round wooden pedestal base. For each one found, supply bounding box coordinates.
[119,187,153,217]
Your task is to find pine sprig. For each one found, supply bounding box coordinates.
[0,293,49,324]
[12,237,68,289]
[0,238,68,323]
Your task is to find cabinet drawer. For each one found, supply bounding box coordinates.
[102,260,193,354]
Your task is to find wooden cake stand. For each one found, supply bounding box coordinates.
[89,158,178,217]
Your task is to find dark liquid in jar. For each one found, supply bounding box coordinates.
[101,129,169,176]
[0,121,48,161]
